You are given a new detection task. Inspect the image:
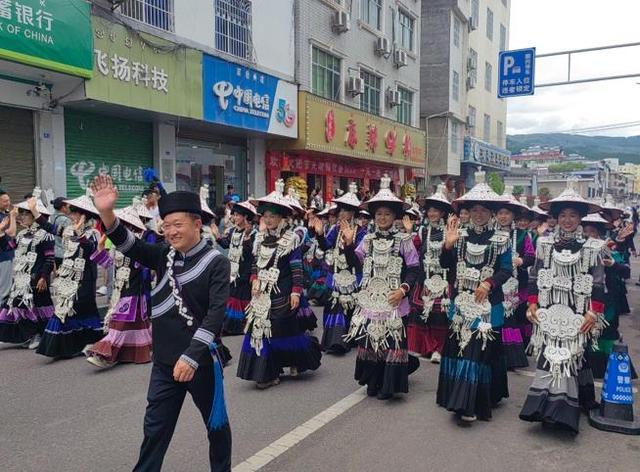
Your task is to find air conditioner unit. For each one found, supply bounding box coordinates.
[347,76,365,96]
[466,76,477,90]
[468,15,478,31]
[375,37,391,56]
[332,11,351,33]
[393,49,408,67]
[387,88,401,106]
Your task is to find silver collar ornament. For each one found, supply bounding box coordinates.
[7,225,49,311]
[166,248,195,327]
[421,224,449,321]
[102,250,132,333]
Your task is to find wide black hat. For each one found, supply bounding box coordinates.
[159,191,202,218]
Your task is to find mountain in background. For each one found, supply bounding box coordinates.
[507,133,640,164]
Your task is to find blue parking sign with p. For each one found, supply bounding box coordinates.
[498,48,536,98]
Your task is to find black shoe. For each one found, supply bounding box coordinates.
[377,392,393,400]
[366,384,379,397]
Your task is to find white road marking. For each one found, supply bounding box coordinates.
[232,387,367,472]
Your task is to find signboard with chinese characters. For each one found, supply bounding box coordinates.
[463,136,511,170]
[269,92,425,166]
[498,47,535,98]
[85,16,202,119]
[0,0,92,77]
[202,54,298,138]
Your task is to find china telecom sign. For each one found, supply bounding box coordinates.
[203,54,298,138]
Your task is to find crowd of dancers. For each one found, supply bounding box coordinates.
[0,170,637,440]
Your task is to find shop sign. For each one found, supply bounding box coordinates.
[85,16,202,119]
[266,153,399,181]
[275,92,424,166]
[0,0,92,77]
[203,54,297,138]
[69,161,146,197]
[463,136,511,170]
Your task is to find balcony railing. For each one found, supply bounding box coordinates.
[120,0,175,32]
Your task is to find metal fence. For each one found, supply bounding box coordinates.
[215,0,252,60]
[120,0,175,32]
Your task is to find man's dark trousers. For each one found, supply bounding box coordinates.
[133,362,232,472]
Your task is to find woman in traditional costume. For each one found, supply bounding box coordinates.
[407,184,452,363]
[310,182,366,354]
[344,175,420,400]
[519,180,606,433]
[85,205,152,368]
[436,171,511,424]
[237,180,321,389]
[33,190,104,358]
[0,189,55,349]
[306,204,332,307]
[212,200,258,335]
[495,187,536,370]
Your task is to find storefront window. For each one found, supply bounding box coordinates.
[176,140,246,208]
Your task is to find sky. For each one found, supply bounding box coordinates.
[507,0,640,137]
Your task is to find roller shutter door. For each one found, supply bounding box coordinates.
[0,105,35,200]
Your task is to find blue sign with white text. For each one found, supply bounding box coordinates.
[497,48,535,98]
[601,351,634,405]
[202,54,297,138]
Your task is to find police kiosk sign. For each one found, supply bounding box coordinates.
[203,54,298,138]
[497,47,535,98]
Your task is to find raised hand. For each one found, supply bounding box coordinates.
[340,219,355,246]
[444,214,460,249]
[98,233,107,252]
[74,214,86,233]
[402,215,413,233]
[27,196,39,216]
[210,222,220,239]
[309,216,323,235]
[91,175,119,213]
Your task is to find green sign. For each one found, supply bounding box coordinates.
[0,0,93,77]
[86,16,202,119]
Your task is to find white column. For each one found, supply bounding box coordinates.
[36,108,67,197]
[154,122,176,192]
[247,138,266,198]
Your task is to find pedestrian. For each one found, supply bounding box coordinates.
[520,180,606,433]
[211,200,258,335]
[92,174,232,471]
[31,190,104,358]
[309,182,365,354]
[50,197,72,269]
[0,190,16,304]
[85,204,152,368]
[407,184,452,363]
[344,175,420,400]
[0,189,55,349]
[436,171,511,424]
[495,188,536,370]
[237,179,321,389]
[223,184,240,204]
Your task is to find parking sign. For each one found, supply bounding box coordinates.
[497,48,536,98]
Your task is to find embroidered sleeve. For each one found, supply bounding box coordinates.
[37,236,55,280]
[289,246,304,295]
[36,215,65,237]
[316,225,338,251]
[521,234,536,268]
[182,254,230,365]
[589,252,606,315]
[488,248,513,290]
[90,249,114,269]
[105,218,167,272]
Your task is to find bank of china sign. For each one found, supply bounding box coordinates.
[203,54,297,138]
[0,0,92,77]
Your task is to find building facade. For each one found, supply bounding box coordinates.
[268,0,426,202]
[420,0,510,192]
[1,0,299,208]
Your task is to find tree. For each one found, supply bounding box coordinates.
[538,187,551,202]
[512,185,524,197]
[487,172,505,195]
[548,162,586,173]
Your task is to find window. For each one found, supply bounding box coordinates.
[312,47,341,101]
[398,10,415,51]
[485,61,492,92]
[361,0,382,30]
[397,87,413,125]
[486,8,493,41]
[469,48,478,84]
[468,106,477,136]
[452,70,460,102]
[120,0,174,32]
[453,17,461,48]
[215,0,252,60]
[451,122,459,154]
[471,0,479,28]
[500,24,507,51]
[360,70,382,115]
[497,120,504,146]
[483,113,491,141]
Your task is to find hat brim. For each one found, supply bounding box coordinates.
[15,201,51,216]
[540,200,602,216]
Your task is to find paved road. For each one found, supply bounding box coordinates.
[2,275,640,471]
